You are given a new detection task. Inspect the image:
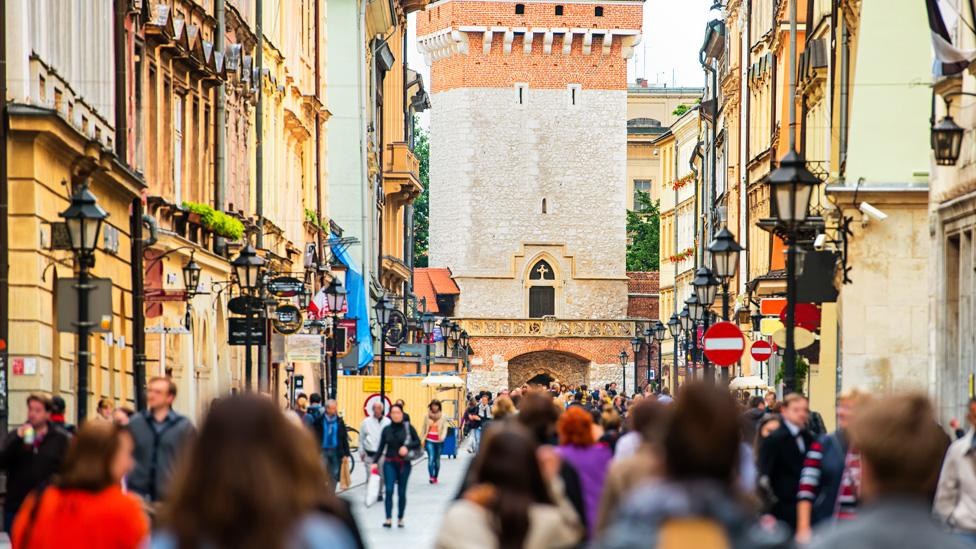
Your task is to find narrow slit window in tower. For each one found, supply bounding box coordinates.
[555,5,564,15]
[595,6,604,16]
[542,198,547,213]
[515,3,525,14]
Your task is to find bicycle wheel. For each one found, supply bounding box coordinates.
[346,427,359,476]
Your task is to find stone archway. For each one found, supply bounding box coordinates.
[508,351,589,389]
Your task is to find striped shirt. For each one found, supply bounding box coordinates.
[798,440,861,520]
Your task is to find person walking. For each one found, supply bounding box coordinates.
[421,400,447,484]
[96,399,114,421]
[151,394,361,549]
[127,377,196,504]
[935,398,976,544]
[601,383,791,548]
[758,392,813,532]
[795,390,869,543]
[463,398,482,453]
[12,421,148,549]
[473,393,492,453]
[359,401,391,487]
[555,406,612,538]
[373,404,421,528]
[435,425,583,549]
[394,399,411,424]
[304,397,351,489]
[0,394,71,531]
[491,395,517,421]
[810,394,967,549]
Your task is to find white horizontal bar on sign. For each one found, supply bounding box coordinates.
[704,338,744,351]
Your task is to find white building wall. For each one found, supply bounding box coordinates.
[428,86,628,320]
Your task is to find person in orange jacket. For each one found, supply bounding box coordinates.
[12,421,148,548]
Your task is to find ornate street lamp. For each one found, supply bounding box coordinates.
[421,312,436,375]
[631,336,643,393]
[459,329,470,372]
[438,317,452,356]
[653,320,667,341]
[768,150,819,229]
[652,320,666,390]
[768,150,819,393]
[686,295,704,323]
[679,305,692,332]
[298,286,311,310]
[60,181,109,422]
[668,313,681,391]
[692,267,719,309]
[231,244,266,391]
[323,279,347,399]
[182,253,202,300]
[373,295,395,403]
[449,321,462,357]
[709,227,743,320]
[932,114,965,166]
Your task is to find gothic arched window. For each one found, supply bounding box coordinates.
[527,260,556,317]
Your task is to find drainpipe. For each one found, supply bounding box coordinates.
[255,0,268,392]
[740,0,751,296]
[0,0,9,433]
[315,0,323,272]
[114,0,127,163]
[131,198,147,410]
[215,0,226,253]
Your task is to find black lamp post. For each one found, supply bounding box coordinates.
[438,318,452,356]
[642,327,653,391]
[325,279,347,400]
[932,114,965,166]
[373,295,394,403]
[653,320,666,390]
[708,228,742,384]
[60,181,108,422]
[232,244,266,391]
[421,312,436,375]
[768,150,819,393]
[679,305,692,380]
[449,322,462,358]
[182,253,202,299]
[618,350,628,396]
[667,313,680,390]
[630,336,642,395]
[693,267,720,382]
[459,330,470,372]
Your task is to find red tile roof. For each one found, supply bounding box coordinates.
[414,268,460,314]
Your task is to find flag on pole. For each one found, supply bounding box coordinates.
[307,288,328,320]
[928,0,976,76]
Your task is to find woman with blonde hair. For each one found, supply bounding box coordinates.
[152,394,360,549]
[13,421,148,548]
[492,395,517,421]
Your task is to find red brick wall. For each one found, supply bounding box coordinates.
[627,271,659,319]
[418,0,642,92]
[469,335,632,369]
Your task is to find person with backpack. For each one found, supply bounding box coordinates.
[303,395,351,490]
[128,377,195,504]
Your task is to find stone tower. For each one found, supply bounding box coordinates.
[418,0,644,390]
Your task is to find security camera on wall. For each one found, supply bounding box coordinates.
[858,201,888,225]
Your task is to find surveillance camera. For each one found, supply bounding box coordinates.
[813,234,827,251]
[858,201,888,222]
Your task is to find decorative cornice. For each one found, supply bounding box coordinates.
[458,317,637,339]
[417,26,642,62]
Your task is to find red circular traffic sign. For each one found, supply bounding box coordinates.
[751,340,773,362]
[363,393,392,416]
[778,303,821,331]
[702,322,746,367]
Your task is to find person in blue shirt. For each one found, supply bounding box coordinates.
[303,394,351,489]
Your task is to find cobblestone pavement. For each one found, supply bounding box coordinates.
[341,449,472,549]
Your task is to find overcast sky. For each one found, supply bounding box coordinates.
[407,0,715,125]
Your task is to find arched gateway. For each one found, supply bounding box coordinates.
[508,351,589,389]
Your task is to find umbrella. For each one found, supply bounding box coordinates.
[729,375,769,391]
[420,375,465,388]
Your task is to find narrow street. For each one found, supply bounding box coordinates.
[343,452,472,549]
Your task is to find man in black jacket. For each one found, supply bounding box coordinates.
[128,377,196,503]
[304,396,351,488]
[758,392,813,532]
[0,393,71,531]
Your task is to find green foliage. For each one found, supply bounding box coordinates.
[413,124,430,268]
[673,104,691,116]
[304,208,326,230]
[182,201,245,241]
[626,191,660,272]
[775,355,810,392]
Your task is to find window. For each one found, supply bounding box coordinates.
[174,94,183,204]
[633,179,652,209]
[555,5,564,15]
[529,287,555,318]
[542,198,547,214]
[568,84,581,106]
[529,260,555,280]
[515,3,525,14]
[595,6,604,16]
[516,83,528,105]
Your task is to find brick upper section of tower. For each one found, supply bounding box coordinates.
[417,0,644,92]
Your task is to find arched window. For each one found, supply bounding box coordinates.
[595,6,604,16]
[527,260,556,317]
[515,3,525,14]
[555,5,564,15]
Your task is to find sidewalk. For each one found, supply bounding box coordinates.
[341,450,472,549]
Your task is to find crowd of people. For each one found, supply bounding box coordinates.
[1,373,975,548]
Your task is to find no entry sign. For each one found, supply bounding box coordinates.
[751,340,773,362]
[702,322,746,367]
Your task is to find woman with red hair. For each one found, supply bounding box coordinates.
[556,406,612,538]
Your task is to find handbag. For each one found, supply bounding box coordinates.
[339,456,352,491]
[365,464,382,507]
[403,422,424,461]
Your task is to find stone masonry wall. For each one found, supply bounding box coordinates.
[429,87,629,319]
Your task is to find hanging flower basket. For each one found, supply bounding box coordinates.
[666,247,695,264]
[671,174,694,191]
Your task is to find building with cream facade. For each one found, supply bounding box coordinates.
[418,0,643,391]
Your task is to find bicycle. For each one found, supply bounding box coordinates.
[346,427,359,476]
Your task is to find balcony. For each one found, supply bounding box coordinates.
[383,141,423,203]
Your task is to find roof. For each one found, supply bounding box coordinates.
[414,268,461,314]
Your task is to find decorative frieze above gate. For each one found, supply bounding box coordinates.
[457,317,636,339]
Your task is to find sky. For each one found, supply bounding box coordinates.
[406,0,715,126]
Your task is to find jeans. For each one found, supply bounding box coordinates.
[323,448,342,489]
[472,426,484,453]
[383,459,411,520]
[425,441,443,479]
[956,532,976,546]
